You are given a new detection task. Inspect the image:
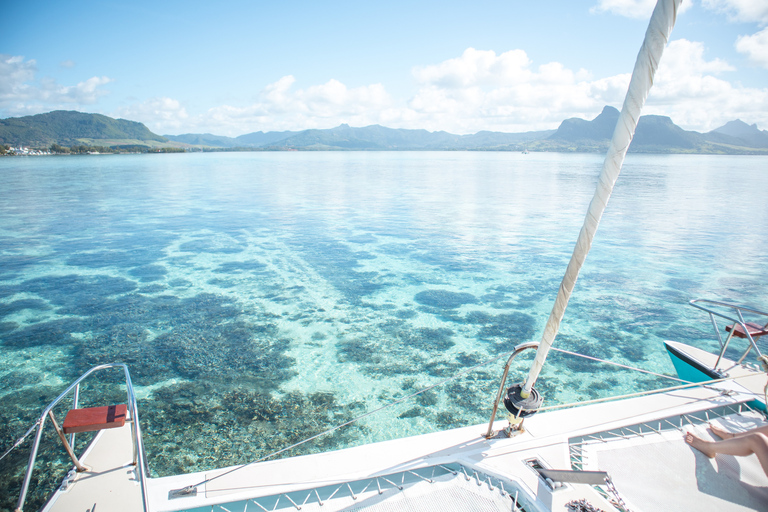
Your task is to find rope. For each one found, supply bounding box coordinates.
[0,421,40,463]
[535,372,762,414]
[550,347,691,385]
[522,0,683,396]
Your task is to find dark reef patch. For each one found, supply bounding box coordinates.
[394,309,417,319]
[464,310,537,352]
[215,260,267,273]
[0,298,51,316]
[2,317,86,348]
[4,274,137,317]
[129,264,167,282]
[142,383,367,476]
[414,290,478,309]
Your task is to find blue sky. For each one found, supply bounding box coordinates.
[2,0,767,136]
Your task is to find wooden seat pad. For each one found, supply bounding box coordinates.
[62,404,128,434]
[726,322,768,339]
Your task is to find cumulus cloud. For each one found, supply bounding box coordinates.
[590,0,691,19]
[736,27,768,67]
[168,76,395,136]
[702,0,768,24]
[404,48,627,133]
[113,97,189,133]
[0,54,112,117]
[142,39,766,136]
[645,38,768,129]
[591,0,658,19]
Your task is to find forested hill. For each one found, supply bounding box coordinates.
[0,110,166,147]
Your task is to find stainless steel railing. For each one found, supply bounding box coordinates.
[689,299,768,371]
[15,363,149,512]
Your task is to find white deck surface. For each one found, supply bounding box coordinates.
[42,423,143,512]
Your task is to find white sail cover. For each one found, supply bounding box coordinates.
[522,0,682,396]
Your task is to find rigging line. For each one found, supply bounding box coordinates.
[535,372,761,413]
[0,421,40,463]
[549,347,691,384]
[175,350,512,493]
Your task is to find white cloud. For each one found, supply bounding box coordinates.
[702,0,768,24]
[143,40,766,136]
[590,0,691,19]
[133,76,394,136]
[645,38,768,129]
[113,97,189,133]
[591,0,658,19]
[736,27,768,67]
[0,54,112,117]
[404,48,628,133]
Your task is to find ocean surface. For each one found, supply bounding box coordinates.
[1,151,767,508]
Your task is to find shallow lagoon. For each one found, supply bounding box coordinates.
[1,151,767,508]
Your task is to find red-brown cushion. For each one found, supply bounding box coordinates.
[725,322,768,339]
[62,404,127,434]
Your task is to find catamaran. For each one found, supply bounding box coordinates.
[6,0,768,510]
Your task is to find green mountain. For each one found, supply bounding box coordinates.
[0,110,166,147]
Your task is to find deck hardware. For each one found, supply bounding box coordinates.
[473,470,482,486]
[219,506,234,512]
[487,475,494,490]
[359,480,374,494]
[460,465,470,481]
[301,490,312,506]
[485,342,540,439]
[249,499,268,511]
[408,470,432,483]
[376,478,382,495]
[326,486,341,501]
[47,411,88,472]
[438,464,457,475]
[169,486,198,498]
[512,490,519,510]
[499,480,507,496]
[314,489,324,506]
[381,476,402,490]
[346,483,357,500]
[283,493,301,510]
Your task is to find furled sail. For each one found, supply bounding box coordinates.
[521,0,683,397]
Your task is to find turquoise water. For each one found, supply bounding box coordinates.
[1,151,767,508]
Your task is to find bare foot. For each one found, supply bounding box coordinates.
[709,423,734,440]
[685,432,716,458]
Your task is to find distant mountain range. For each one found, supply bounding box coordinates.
[2,108,767,154]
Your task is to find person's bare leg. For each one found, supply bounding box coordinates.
[709,423,734,439]
[686,431,768,476]
[709,422,768,440]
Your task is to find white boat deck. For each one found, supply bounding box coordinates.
[42,422,143,512]
[40,347,768,512]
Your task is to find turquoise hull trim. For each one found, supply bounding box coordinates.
[665,342,767,413]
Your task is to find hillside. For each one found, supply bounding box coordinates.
[3,109,767,154]
[0,110,167,147]
[539,107,767,154]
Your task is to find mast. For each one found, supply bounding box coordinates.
[520,0,683,398]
